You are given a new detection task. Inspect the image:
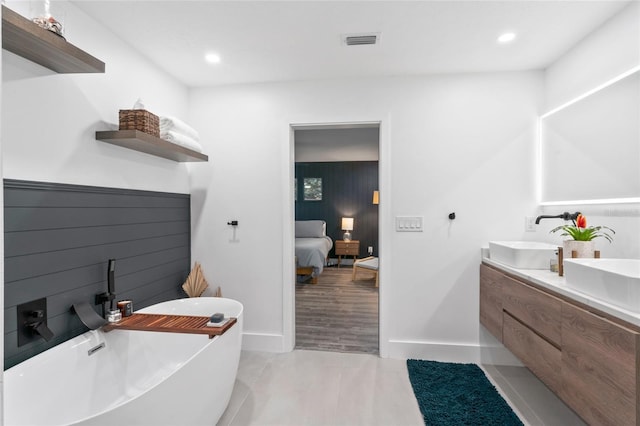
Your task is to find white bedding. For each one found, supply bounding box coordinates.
[295,236,333,277]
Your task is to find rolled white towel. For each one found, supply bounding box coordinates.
[159,116,200,142]
[161,130,204,153]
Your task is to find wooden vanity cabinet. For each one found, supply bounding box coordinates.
[501,280,563,394]
[480,263,640,426]
[502,274,562,347]
[502,312,562,394]
[482,264,563,394]
[479,264,504,341]
[561,303,639,426]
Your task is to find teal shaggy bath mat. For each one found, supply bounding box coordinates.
[407,359,523,426]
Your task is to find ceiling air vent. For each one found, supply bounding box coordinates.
[343,33,380,46]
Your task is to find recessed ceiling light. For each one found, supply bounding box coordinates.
[204,52,221,64]
[497,32,516,44]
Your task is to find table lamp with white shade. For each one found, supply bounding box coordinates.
[341,217,354,241]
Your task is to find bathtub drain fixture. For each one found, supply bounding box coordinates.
[87,342,105,356]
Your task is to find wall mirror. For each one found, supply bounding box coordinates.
[539,68,640,204]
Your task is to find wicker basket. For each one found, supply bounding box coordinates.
[119,109,160,137]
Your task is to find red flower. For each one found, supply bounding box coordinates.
[551,213,614,242]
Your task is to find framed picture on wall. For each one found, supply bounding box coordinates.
[303,177,322,201]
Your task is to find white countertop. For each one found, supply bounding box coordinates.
[482,251,640,329]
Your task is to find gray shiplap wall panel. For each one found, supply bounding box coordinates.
[114,254,190,292]
[5,193,189,209]
[5,255,190,308]
[5,257,190,328]
[4,181,190,208]
[5,233,188,283]
[5,207,188,231]
[121,272,187,305]
[5,240,189,301]
[4,270,189,339]
[5,264,110,307]
[4,180,191,369]
[5,221,189,256]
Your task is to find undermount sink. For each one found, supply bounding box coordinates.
[489,241,558,269]
[563,258,640,313]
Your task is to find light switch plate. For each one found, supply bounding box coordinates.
[396,216,423,232]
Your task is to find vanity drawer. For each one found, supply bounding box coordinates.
[503,312,561,394]
[561,303,639,426]
[479,264,503,341]
[502,276,562,347]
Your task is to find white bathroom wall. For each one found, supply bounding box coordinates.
[544,1,640,110]
[539,1,640,260]
[2,0,190,193]
[188,71,544,359]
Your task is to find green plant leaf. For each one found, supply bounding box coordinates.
[550,222,614,242]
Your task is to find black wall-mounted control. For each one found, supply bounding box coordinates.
[17,298,54,347]
[448,212,456,220]
[227,220,239,226]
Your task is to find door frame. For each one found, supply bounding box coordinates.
[283,118,391,357]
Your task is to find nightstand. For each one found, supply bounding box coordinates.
[335,240,360,267]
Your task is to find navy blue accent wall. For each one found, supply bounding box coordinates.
[4,180,191,369]
[295,161,378,258]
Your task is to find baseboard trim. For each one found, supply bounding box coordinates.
[241,334,521,366]
[242,332,286,352]
[386,339,522,366]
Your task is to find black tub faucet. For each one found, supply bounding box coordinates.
[95,259,116,317]
[26,310,54,342]
[72,302,107,330]
[17,297,55,346]
[535,212,581,225]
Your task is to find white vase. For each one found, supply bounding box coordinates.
[563,240,596,259]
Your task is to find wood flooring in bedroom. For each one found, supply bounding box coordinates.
[295,266,379,354]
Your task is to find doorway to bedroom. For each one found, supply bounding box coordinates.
[293,124,380,354]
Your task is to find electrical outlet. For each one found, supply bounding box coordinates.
[368,246,373,255]
[525,216,536,232]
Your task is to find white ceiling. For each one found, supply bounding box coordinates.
[71,0,632,88]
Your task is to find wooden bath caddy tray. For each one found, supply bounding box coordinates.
[103,313,236,338]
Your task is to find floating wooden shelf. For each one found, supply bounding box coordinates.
[96,130,209,162]
[2,5,105,74]
[103,313,236,338]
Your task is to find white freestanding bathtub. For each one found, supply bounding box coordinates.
[4,297,243,426]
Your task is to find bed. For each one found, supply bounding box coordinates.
[295,220,333,284]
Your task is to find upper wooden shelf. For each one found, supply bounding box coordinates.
[2,5,105,73]
[96,130,209,162]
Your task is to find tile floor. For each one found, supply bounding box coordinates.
[218,350,586,426]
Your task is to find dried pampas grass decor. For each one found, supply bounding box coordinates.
[182,262,209,297]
